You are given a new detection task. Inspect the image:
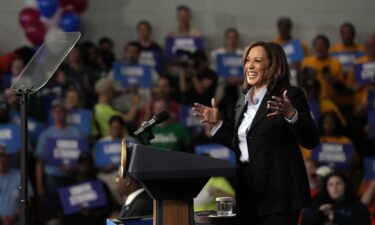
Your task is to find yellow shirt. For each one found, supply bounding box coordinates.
[301,56,346,105]
[347,56,375,106]
[330,43,365,53]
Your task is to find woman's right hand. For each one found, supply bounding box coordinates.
[192,98,221,126]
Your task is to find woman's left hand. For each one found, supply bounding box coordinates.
[267,90,296,119]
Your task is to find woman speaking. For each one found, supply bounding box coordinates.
[192,41,320,225]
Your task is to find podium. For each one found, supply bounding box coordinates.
[125,143,235,225]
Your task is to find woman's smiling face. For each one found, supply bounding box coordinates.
[244,46,270,88]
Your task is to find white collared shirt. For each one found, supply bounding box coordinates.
[125,188,146,206]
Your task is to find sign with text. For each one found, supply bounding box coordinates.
[312,142,355,169]
[165,37,204,61]
[139,50,164,73]
[113,63,153,88]
[282,39,305,63]
[94,139,122,169]
[179,105,203,133]
[59,180,108,215]
[195,144,235,163]
[216,53,243,78]
[66,110,92,137]
[308,100,320,124]
[354,62,375,85]
[43,137,89,166]
[0,124,20,154]
[330,51,364,73]
[11,115,45,142]
[364,158,375,181]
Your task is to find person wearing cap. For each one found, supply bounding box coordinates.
[34,98,83,225]
[0,144,33,225]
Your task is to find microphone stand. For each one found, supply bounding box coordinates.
[137,128,154,146]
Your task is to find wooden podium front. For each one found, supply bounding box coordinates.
[125,144,235,225]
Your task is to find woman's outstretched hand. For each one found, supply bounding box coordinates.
[192,98,221,126]
[267,90,296,119]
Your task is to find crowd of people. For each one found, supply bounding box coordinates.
[0,4,375,225]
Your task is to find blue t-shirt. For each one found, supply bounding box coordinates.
[34,125,83,177]
[0,169,33,216]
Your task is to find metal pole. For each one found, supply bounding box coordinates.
[19,93,29,225]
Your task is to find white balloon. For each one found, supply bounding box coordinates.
[25,0,37,7]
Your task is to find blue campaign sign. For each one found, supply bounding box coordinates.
[165,37,204,61]
[308,100,320,124]
[282,39,305,63]
[354,62,375,85]
[368,91,375,110]
[11,114,45,142]
[94,139,122,169]
[0,124,20,154]
[43,137,89,166]
[139,50,164,73]
[216,53,243,78]
[113,63,153,88]
[368,110,375,139]
[312,142,355,169]
[59,179,108,215]
[195,144,235,163]
[364,157,375,181]
[178,105,203,133]
[330,51,364,73]
[66,110,92,137]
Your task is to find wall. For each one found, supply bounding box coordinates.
[1,0,374,58]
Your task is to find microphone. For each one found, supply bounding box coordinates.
[133,110,170,136]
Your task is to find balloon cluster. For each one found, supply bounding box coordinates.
[18,0,88,46]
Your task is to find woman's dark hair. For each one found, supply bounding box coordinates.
[318,111,344,136]
[318,171,354,202]
[109,115,125,126]
[242,41,290,94]
[313,34,330,49]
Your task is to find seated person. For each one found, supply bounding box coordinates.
[116,168,153,218]
[301,172,370,225]
[167,5,201,37]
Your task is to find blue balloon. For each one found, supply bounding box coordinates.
[37,0,58,18]
[59,11,80,32]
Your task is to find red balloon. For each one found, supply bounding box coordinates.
[72,0,88,13]
[25,23,46,46]
[19,7,41,28]
[59,0,74,8]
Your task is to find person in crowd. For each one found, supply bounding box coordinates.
[301,172,370,225]
[0,144,33,225]
[0,57,24,91]
[179,50,218,106]
[97,49,116,78]
[64,88,84,111]
[95,115,131,205]
[98,37,114,52]
[305,158,319,197]
[150,97,191,152]
[301,34,349,110]
[63,153,115,225]
[273,16,310,56]
[65,46,100,109]
[361,176,375,225]
[133,20,164,73]
[330,22,365,73]
[80,41,100,70]
[0,46,33,75]
[168,5,201,37]
[34,99,83,225]
[115,168,153,218]
[192,41,319,225]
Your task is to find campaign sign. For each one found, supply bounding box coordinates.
[11,114,45,142]
[312,142,355,169]
[113,63,153,88]
[43,137,89,166]
[308,100,320,124]
[94,139,122,169]
[195,144,235,163]
[282,39,305,63]
[368,91,375,110]
[0,124,20,154]
[354,62,375,85]
[139,50,164,73]
[364,158,375,181]
[330,51,364,73]
[216,53,243,78]
[165,37,204,61]
[179,105,203,133]
[59,180,108,215]
[368,110,375,139]
[66,110,92,136]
